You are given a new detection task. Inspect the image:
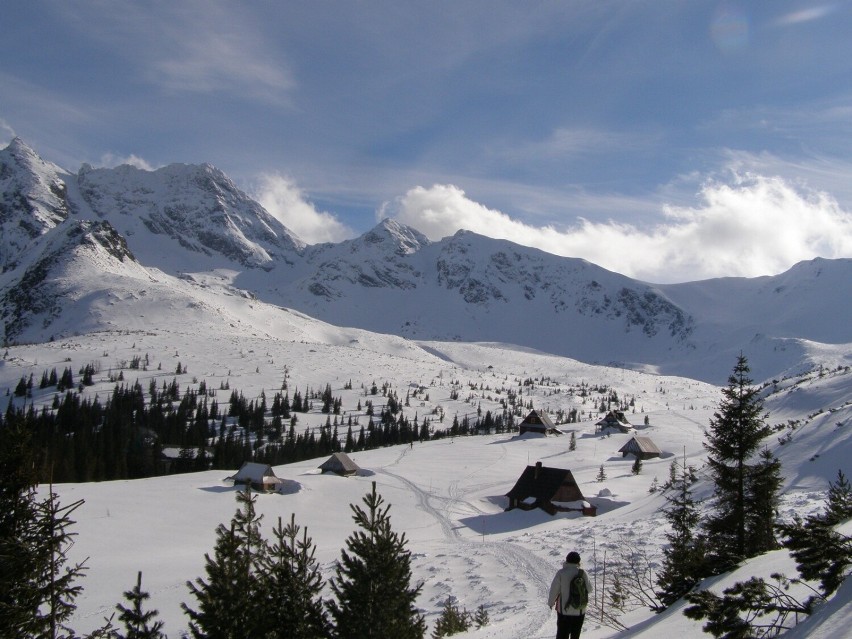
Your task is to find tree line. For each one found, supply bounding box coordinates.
[3,368,520,485]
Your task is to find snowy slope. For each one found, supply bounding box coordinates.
[2,137,851,386]
[0,276,848,638]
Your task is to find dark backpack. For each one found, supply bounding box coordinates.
[566,569,588,609]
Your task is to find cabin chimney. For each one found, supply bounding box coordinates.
[535,461,542,479]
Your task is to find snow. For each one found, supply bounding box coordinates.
[1,138,850,637]
[1,312,847,638]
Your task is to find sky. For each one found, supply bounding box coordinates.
[3,1,852,283]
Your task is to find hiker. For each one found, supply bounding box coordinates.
[547,551,592,639]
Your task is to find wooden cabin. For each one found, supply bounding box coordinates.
[518,409,561,436]
[319,452,360,476]
[228,462,284,492]
[618,436,662,460]
[596,410,633,434]
[505,462,596,516]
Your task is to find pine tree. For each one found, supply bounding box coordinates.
[256,514,330,639]
[431,596,471,638]
[328,481,425,639]
[32,491,92,639]
[182,487,265,638]
[778,469,852,598]
[569,431,576,451]
[113,571,166,639]
[743,448,782,557]
[824,469,852,525]
[473,604,489,628]
[596,465,607,482]
[631,456,643,475]
[702,354,776,570]
[657,461,705,608]
[1,419,111,638]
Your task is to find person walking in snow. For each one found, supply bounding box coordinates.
[547,551,592,639]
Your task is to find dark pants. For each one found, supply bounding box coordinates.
[556,612,584,639]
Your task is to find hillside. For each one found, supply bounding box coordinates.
[1,278,850,637]
[2,138,852,384]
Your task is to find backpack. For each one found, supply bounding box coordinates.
[566,569,588,609]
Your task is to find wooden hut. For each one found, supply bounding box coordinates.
[319,452,360,476]
[618,436,662,460]
[518,409,561,436]
[505,462,596,516]
[596,410,633,433]
[228,462,284,492]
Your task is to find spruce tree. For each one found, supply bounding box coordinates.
[1,420,112,638]
[328,481,425,639]
[702,354,776,570]
[743,448,782,557]
[631,456,642,475]
[824,469,852,525]
[656,461,705,608]
[183,487,264,638]
[30,490,90,639]
[778,469,852,598]
[256,514,330,638]
[431,597,471,638]
[114,571,166,639]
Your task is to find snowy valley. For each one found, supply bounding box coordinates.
[1,138,851,637]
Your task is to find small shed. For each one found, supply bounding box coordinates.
[319,452,360,476]
[596,410,633,434]
[518,409,561,436]
[618,436,662,460]
[228,462,284,492]
[505,462,596,516]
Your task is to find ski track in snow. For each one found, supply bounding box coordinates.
[377,446,555,639]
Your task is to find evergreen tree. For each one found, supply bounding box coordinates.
[113,571,166,639]
[431,597,471,638]
[743,448,782,557]
[596,465,607,482]
[686,469,852,638]
[182,488,264,638]
[824,469,852,525]
[1,419,111,638]
[631,456,643,475]
[569,432,576,451]
[657,461,705,608]
[473,604,489,629]
[328,482,425,639]
[778,469,852,598]
[30,490,91,639]
[256,514,330,639]
[702,354,776,570]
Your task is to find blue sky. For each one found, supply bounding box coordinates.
[3,1,852,282]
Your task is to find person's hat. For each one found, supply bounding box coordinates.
[566,551,581,564]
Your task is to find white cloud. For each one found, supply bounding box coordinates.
[386,177,852,283]
[774,5,836,26]
[0,118,15,142]
[99,152,155,171]
[256,174,354,244]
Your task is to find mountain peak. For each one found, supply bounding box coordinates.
[363,218,430,256]
[0,138,70,268]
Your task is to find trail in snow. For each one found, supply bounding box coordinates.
[378,448,556,639]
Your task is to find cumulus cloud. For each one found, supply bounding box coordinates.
[256,174,354,244]
[99,152,155,171]
[385,177,852,283]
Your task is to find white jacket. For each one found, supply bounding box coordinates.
[547,561,592,616]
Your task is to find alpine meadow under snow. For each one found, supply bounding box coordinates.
[1,138,851,637]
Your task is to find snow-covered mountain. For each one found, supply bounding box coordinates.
[2,138,850,384]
